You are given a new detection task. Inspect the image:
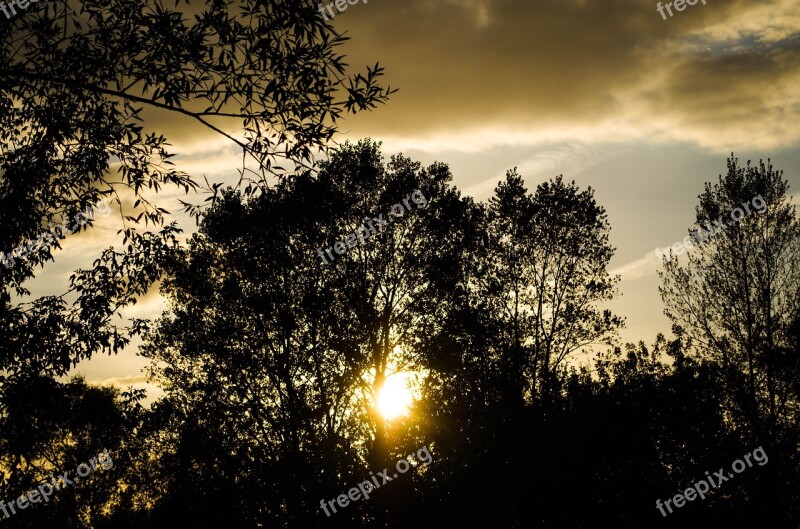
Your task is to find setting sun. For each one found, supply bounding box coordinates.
[376,374,413,420]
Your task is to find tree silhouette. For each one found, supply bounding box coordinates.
[0,375,141,529]
[659,156,800,524]
[412,168,624,528]
[138,140,468,527]
[659,157,800,435]
[483,170,623,405]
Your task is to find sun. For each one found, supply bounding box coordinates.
[376,373,413,420]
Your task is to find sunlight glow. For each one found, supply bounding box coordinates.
[376,373,413,420]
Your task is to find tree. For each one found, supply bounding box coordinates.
[410,170,623,528]
[0,375,142,529]
[139,140,471,527]
[660,156,800,524]
[659,156,800,442]
[482,171,622,405]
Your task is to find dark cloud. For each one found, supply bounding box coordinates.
[328,0,800,150]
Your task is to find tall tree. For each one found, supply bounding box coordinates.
[660,157,800,524]
[140,140,472,527]
[482,170,622,405]
[412,170,623,528]
[659,157,800,441]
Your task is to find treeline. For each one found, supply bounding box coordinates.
[3,141,796,528]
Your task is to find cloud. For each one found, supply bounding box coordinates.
[88,376,165,406]
[610,250,662,281]
[604,188,800,282]
[462,142,594,199]
[335,0,800,152]
[119,288,169,321]
[90,375,150,386]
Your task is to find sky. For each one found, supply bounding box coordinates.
[26,0,800,396]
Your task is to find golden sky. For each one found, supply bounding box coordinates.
[339,0,800,150]
[34,0,799,393]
